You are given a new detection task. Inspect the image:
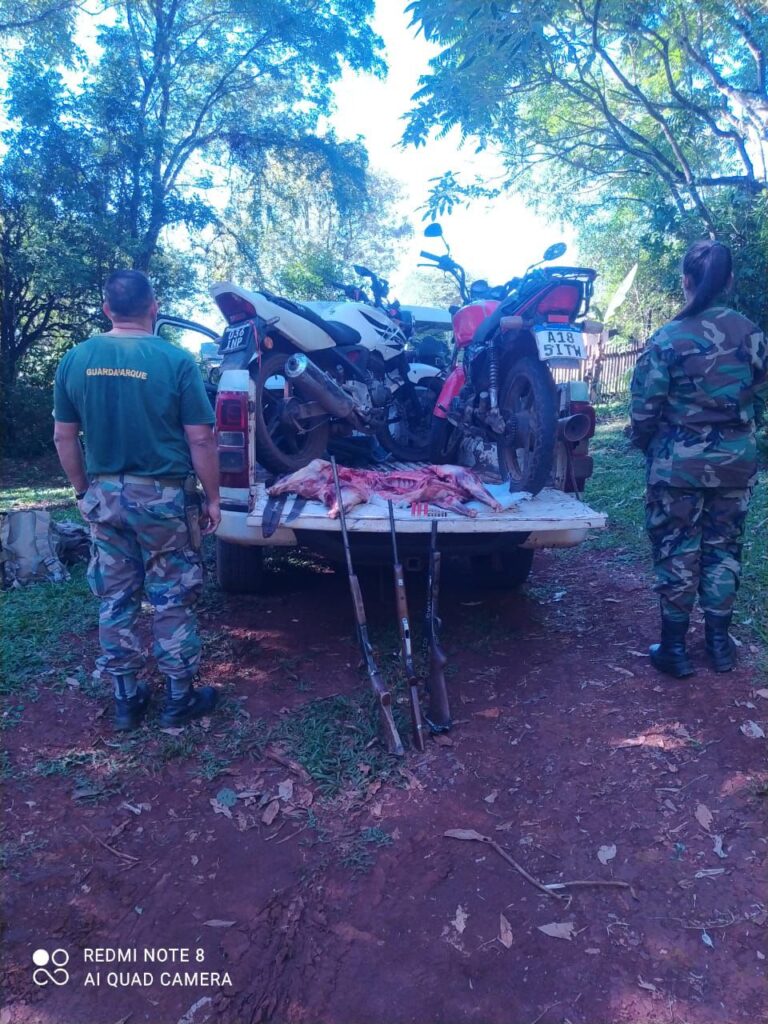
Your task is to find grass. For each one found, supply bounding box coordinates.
[0,565,96,697]
[270,692,406,797]
[583,422,768,642]
[339,825,394,874]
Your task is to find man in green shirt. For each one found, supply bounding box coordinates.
[54,270,220,730]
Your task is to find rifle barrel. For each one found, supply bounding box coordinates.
[331,458,404,757]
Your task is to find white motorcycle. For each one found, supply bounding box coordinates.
[210,273,442,475]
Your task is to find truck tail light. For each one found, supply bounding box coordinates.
[569,400,596,439]
[215,391,249,487]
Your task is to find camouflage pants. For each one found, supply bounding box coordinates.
[79,478,203,681]
[645,483,751,621]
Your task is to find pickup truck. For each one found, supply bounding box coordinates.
[156,312,606,594]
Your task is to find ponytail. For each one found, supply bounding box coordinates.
[674,240,733,320]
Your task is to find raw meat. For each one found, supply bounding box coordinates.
[268,460,374,518]
[267,460,502,518]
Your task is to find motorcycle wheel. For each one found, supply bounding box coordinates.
[377,380,439,462]
[252,351,330,475]
[497,355,557,495]
[428,414,462,465]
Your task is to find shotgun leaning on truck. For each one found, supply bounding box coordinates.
[424,520,452,733]
[387,501,427,752]
[331,458,405,756]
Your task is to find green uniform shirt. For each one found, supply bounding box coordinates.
[629,306,767,488]
[54,333,215,478]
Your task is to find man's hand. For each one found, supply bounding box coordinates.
[201,497,221,535]
[184,424,221,532]
[53,421,89,495]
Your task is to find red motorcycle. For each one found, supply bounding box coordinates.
[420,224,600,495]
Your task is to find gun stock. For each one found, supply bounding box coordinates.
[331,459,404,757]
[425,522,452,732]
[388,502,426,752]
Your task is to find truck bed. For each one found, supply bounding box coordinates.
[244,462,606,546]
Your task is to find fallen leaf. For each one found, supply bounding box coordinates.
[160,727,184,736]
[65,676,80,688]
[597,844,617,865]
[701,930,714,949]
[277,779,294,802]
[445,828,486,842]
[294,786,314,808]
[695,868,725,879]
[474,708,502,719]
[584,948,601,955]
[484,789,499,804]
[235,812,257,832]
[694,803,713,832]
[499,913,514,949]
[261,799,280,826]
[451,905,468,934]
[538,921,575,941]
[604,597,621,603]
[637,977,657,992]
[609,665,635,677]
[712,834,728,859]
[209,798,232,819]
[754,689,768,700]
[740,720,765,739]
[433,734,454,747]
[203,919,235,928]
[191,855,199,866]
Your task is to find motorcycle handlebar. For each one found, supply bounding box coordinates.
[420,250,441,262]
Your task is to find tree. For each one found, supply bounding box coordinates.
[405,0,768,329]
[406,1,767,226]
[0,0,384,386]
[203,159,412,299]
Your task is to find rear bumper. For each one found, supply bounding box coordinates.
[218,508,296,547]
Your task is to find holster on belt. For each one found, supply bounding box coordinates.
[183,475,204,551]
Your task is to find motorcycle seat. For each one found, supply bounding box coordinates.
[324,320,361,345]
[263,290,361,346]
[473,301,511,346]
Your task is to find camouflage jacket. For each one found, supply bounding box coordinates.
[629,306,767,488]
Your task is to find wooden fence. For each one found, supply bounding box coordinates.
[551,333,644,406]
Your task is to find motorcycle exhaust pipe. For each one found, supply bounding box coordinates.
[284,354,356,420]
[557,412,592,443]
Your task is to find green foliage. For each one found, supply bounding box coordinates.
[276,247,344,301]
[271,693,402,796]
[0,564,96,697]
[0,0,391,400]
[0,385,56,458]
[406,0,768,334]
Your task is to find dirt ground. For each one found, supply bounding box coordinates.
[2,543,767,1024]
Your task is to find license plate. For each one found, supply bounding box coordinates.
[534,325,586,362]
[219,322,252,355]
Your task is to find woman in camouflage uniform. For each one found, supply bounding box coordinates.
[630,241,766,677]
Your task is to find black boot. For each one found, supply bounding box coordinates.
[113,679,151,731]
[649,614,695,679]
[704,612,736,673]
[159,680,218,727]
